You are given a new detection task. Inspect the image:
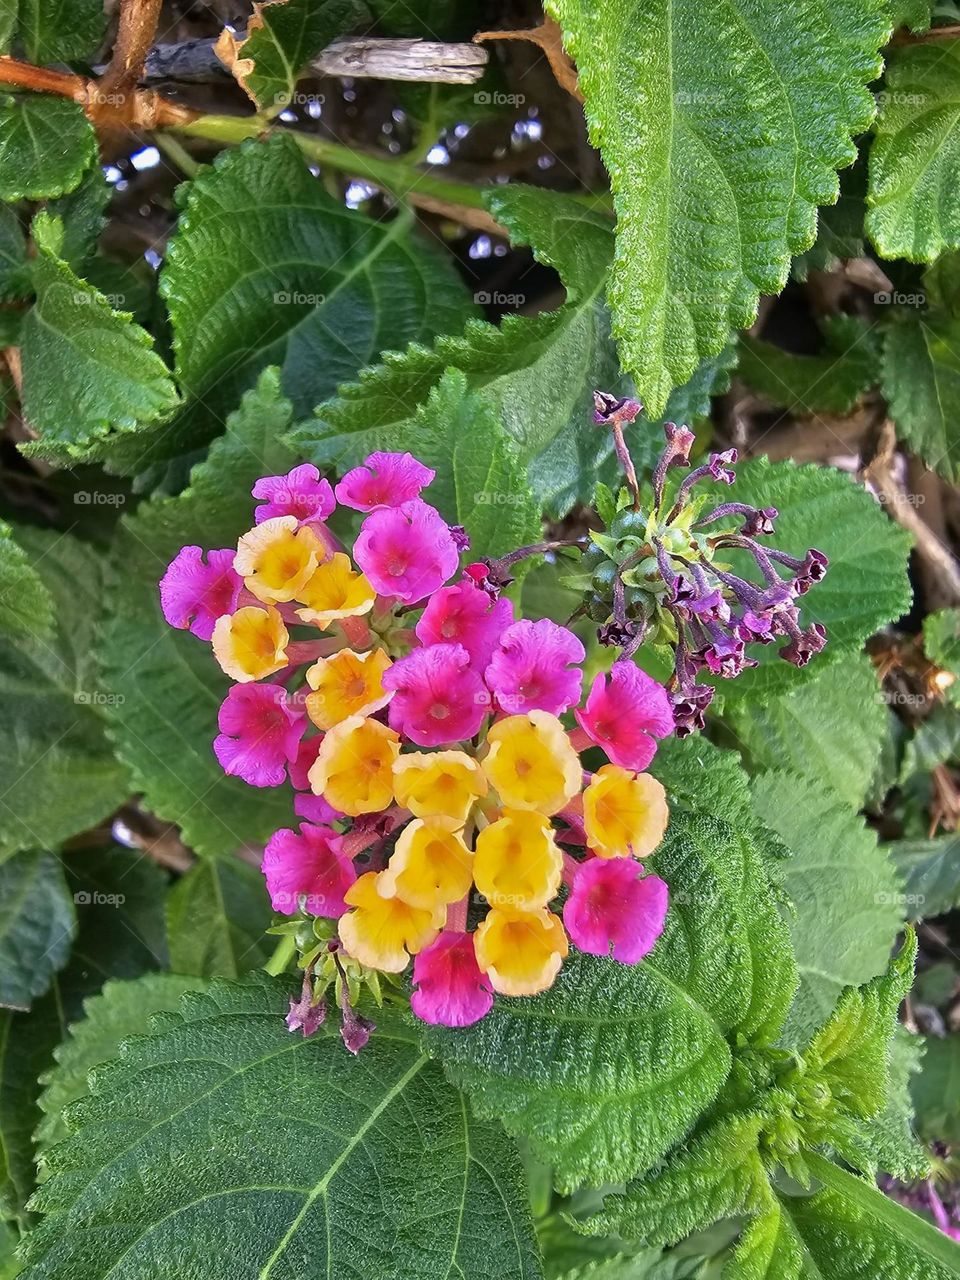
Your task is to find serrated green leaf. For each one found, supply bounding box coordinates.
[911,1034,960,1143]
[17,0,107,62]
[751,771,903,1045]
[792,163,867,281]
[166,858,273,977]
[725,1196,805,1280]
[0,851,75,1011]
[0,1002,62,1224]
[36,973,208,1154]
[120,134,474,476]
[881,311,960,483]
[0,529,129,859]
[484,185,615,300]
[697,458,912,700]
[0,97,96,201]
[582,1113,769,1246]
[846,1026,930,1183]
[546,0,888,415]
[0,519,54,642]
[781,1152,960,1278]
[425,811,797,1190]
[22,976,543,1280]
[737,330,877,415]
[867,40,960,261]
[46,166,110,272]
[18,213,178,464]
[886,832,960,917]
[725,653,887,808]
[901,704,960,777]
[218,0,366,112]
[889,0,933,32]
[99,369,302,858]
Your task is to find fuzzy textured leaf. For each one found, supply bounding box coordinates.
[546,0,888,414]
[16,0,107,62]
[166,858,273,977]
[0,520,54,642]
[0,97,96,201]
[0,851,75,1011]
[751,771,903,1045]
[21,976,543,1280]
[886,833,960,917]
[882,312,960,483]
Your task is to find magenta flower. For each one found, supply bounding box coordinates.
[288,736,343,822]
[563,857,668,963]
[213,683,306,788]
[159,546,242,641]
[575,661,674,770]
[485,619,585,716]
[335,451,436,512]
[262,823,356,916]
[252,463,335,525]
[353,500,460,605]
[382,644,488,746]
[410,931,494,1026]
[416,580,514,668]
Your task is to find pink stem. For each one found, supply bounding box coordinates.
[562,853,581,886]
[445,893,469,932]
[568,726,592,753]
[339,615,374,649]
[284,638,344,666]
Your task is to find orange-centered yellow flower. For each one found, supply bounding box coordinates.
[393,750,487,824]
[378,817,473,910]
[583,764,669,858]
[234,516,324,604]
[482,711,581,815]
[211,606,289,682]
[308,715,399,815]
[295,553,376,627]
[339,870,442,971]
[473,907,568,996]
[473,810,562,910]
[305,648,392,730]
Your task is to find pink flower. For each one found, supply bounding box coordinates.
[382,644,488,747]
[353,500,459,605]
[575,661,674,770]
[252,464,335,525]
[416,580,514,668]
[335,451,435,512]
[288,736,343,823]
[485,619,585,716]
[410,931,494,1026]
[159,546,242,641]
[213,683,306,787]
[262,823,356,916]
[563,857,668,963]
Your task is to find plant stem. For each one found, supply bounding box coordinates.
[264,933,297,976]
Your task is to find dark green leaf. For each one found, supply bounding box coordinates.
[0,98,96,201]
[0,519,54,642]
[886,833,960,917]
[911,1034,960,1144]
[882,311,960,484]
[0,851,75,1011]
[17,0,107,62]
[0,206,27,301]
[166,858,273,977]
[737,330,877,415]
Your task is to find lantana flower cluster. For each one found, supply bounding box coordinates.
[160,451,673,1050]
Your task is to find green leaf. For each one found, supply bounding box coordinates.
[18,213,179,464]
[751,771,904,1045]
[725,653,887,808]
[22,976,543,1280]
[0,1003,62,1224]
[867,39,960,261]
[737,329,877,415]
[0,97,96,201]
[698,458,913,700]
[924,608,960,702]
[124,134,474,475]
[886,833,960,917]
[847,1026,929,1183]
[36,973,208,1154]
[217,0,365,111]
[0,520,54,642]
[792,164,867,281]
[781,1152,960,1278]
[16,0,107,62]
[166,858,273,977]
[0,206,27,301]
[726,1197,805,1280]
[889,0,932,33]
[0,1220,20,1277]
[901,705,960,776]
[581,1113,769,1246]
[47,166,110,272]
[425,811,797,1191]
[0,851,75,1011]
[546,0,888,414]
[882,311,960,483]
[911,1034,960,1143]
[99,369,302,858]
[0,528,129,858]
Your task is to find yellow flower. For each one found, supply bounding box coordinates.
[308,715,399,815]
[473,810,562,910]
[211,606,288,682]
[583,764,669,858]
[393,750,487,824]
[295,553,376,627]
[483,712,581,815]
[378,817,473,910]
[474,907,568,996]
[305,648,392,730]
[234,516,324,604]
[339,870,442,972]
